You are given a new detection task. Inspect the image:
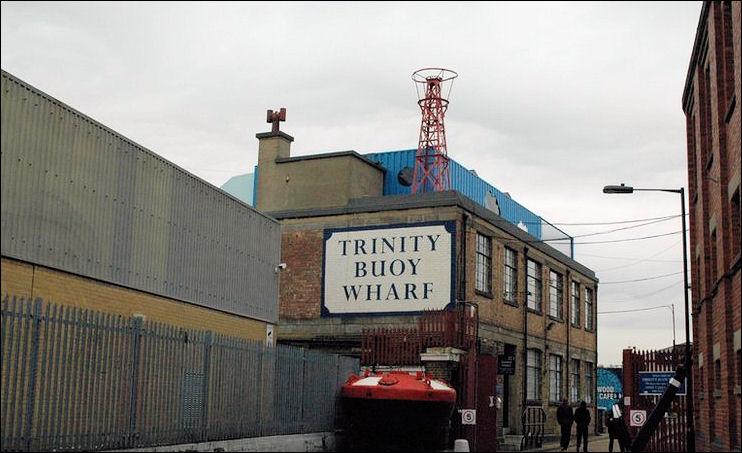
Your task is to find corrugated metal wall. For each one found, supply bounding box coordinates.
[365,149,547,240]
[0,70,279,323]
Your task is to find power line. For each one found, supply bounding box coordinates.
[523,214,684,226]
[598,305,674,315]
[547,216,680,240]
[567,230,681,245]
[600,271,683,284]
[594,241,681,272]
[599,281,684,303]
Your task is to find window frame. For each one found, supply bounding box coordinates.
[570,358,581,402]
[527,349,542,402]
[503,247,518,305]
[549,270,563,320]
[571,281,581,327]
[549,354,563,403]
[584,362,594,404]
[584,287,594,331]
[475,232,493,297]
[527,259,542,313]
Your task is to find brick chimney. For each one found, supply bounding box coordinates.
[255,108,293,211]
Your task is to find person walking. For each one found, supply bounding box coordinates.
[556,398,574,451]
[608,404,631,452]
[574,401,591,452]
[606,413,619,452]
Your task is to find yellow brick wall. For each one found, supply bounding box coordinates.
[1,257,270,341]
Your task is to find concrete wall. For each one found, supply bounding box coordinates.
[255,134,384,213]
[115,431,339,452]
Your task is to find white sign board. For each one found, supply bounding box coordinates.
[461,409,477,425]
[629,410,647,427]
[322,222,455,315]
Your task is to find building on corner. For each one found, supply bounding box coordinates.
[244,118,599,443]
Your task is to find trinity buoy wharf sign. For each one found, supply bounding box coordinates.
[322,221,456,315]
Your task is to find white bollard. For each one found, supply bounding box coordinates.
[453,439,470,452]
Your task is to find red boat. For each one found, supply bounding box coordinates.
[340,370,456,451]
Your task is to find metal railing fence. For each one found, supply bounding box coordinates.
[1,295,358,451]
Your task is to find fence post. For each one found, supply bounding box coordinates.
[300,348,307,432]
[201,331,212,442]
[23,298,43,452]
[128,316,143,448]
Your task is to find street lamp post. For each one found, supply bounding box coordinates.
[603,183,695,452]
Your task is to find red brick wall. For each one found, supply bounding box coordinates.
[279,229,323,319]
[684,2,741,450]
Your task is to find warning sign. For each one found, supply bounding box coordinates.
[461,409,476,425]
[630,410,647,427]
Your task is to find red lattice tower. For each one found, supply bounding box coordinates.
[411,68,458,193]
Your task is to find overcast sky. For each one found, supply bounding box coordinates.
[1,1,704,366]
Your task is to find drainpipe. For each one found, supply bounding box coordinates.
[566,271,571,402]
[460,213,468,303]
[522,246,529,417]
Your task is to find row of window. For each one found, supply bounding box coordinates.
[475,233,594,329]
[526,349,594,404]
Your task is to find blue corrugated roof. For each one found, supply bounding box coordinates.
[364,149,546,240]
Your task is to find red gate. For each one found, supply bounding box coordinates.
[622,347,688,452]
[360,303,497,451]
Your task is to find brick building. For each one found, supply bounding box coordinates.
[1,69,281,342]
[251,123,599,440]
[682,1,742,451]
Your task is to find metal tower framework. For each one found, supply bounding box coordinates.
[411,68,458,193]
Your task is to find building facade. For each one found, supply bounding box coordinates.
[1,69,281,342]
[252,125,599,439]
[682,1,742,451]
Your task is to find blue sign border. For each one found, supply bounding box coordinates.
[638,371,687,396]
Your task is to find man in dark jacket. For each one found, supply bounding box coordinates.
[574,401,591,452]
[556,398,574,451]
[608,404,631,452]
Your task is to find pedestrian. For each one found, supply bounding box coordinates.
[556,398,574,451]
[610,404,631,452]
[574,400,591,452]
[606,413,618,452]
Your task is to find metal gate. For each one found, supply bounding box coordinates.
[622,347,688,452]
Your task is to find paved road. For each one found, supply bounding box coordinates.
[523,433,616,452]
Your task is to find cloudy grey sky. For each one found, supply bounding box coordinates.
[1,1,703,366]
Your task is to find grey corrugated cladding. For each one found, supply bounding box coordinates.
[0,70,280,323]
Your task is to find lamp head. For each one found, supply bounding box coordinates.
[603,183,634,194]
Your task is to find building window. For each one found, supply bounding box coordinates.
[527,349,542,401]
[504,247,518,304]
[584,362,594,404]
[584,288,594,331]
[571,281,580,327]
[715,359,722,391]
[475,233,492,295]
[549,354,563,402]
[527,259,542,312]
[570,359,581,402]
[549,270,563,319]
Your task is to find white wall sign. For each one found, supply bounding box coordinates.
[322,222,455,315]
